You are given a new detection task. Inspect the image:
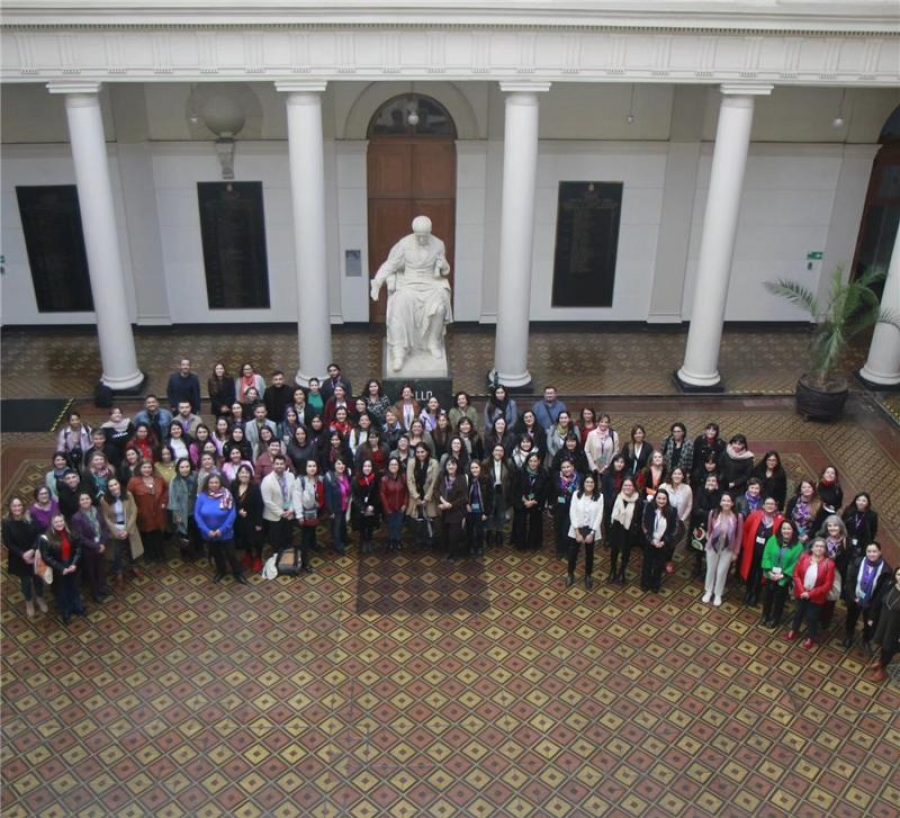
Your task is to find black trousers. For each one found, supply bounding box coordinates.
[442,518,466,557]
[609,526,640,578]
[299,525,318,569]
[211,539,243,578]
[641,543,665,591]
[554,510,570,557]
[141,529,166,562]
[512,506,543,551]
[466,514,485,553]
[81,548,110,601]
[762,582,790,624]
[266,518,293,553]
[845,601,878,643]
[567,537,594,577]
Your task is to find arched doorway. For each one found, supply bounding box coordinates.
[367,94,457,323]
[851,104,900,296]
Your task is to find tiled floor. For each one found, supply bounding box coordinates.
[2,327,899,818]
[0,324,872,400]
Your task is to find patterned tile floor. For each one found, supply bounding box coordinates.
[0,324,874,400]
[2,329,900,818]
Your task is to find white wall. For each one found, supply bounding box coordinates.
[526,141,667,321]
[0,143,136,325]
[681,144,848,321]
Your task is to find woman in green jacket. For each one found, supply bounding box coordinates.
[760,520,803,629]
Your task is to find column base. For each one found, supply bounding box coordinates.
[673,368,725,394]
[101,371,147,394]
[487,369,533,392]
[857,368,900,391]
[294,370,319,388]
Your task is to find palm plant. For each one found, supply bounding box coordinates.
[765,266,898,390]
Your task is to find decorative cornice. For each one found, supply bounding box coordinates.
[2,26,898,86]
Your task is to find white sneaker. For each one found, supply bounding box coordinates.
[701,591,712,604]
[713,595,722,607]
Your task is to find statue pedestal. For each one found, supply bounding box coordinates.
[384,347,452,408]
[383,346,448,380]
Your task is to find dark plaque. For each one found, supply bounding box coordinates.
[198,182,270,309]
[551,181,623,308]
[16,185,94,313]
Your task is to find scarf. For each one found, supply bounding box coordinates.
[209,486,233,511]
[792,498,813,533]
[469,479,483,510]
[825,536,844,559]
[708,512,737,553]
[613,492,639,529]
[856,558,885,607]
[743,492,763,514]
[240,374,256,400]
[84,507,101,542]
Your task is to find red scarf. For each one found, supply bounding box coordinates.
[61,531,72,562]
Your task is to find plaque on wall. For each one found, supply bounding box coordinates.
[198,182,270,310]
[16,185,94,313]
[551,181,623,308]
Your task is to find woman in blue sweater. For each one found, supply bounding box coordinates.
[194,474,247,585]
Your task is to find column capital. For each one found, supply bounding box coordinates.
[47,81,101,96]
[720,83,774,97]
[275,80,327,95]
[499,81,551,95]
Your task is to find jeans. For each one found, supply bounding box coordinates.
[791,598,823,641]
[331,513,348,553]
[386,511,405,544]
[19,574,45,602]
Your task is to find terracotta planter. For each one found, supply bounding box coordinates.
[795,375,849,421]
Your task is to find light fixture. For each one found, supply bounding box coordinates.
[626,84,636,125]
[832,89,847,129]
[187,83,247,180]
[407,107,420,126]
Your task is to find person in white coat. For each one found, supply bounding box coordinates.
[567,474,604,591]
[260,455,297,555]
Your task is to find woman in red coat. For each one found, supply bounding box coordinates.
[787,537,836,650]
[739,497,784,607]
[128,460,169,563]
[379,457,409,552]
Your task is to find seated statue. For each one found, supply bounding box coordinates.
[370,215,452,373]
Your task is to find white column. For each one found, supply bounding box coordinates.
[48,82,144,390]
[676,84,772,389]
[277,81,332,386]
[491,82,550,388]
[859,226,900,386]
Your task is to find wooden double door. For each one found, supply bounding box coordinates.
[367,138,456,323]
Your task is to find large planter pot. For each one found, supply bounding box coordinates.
[795,375,849,421]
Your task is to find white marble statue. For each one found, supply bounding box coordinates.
[370,215,452,375]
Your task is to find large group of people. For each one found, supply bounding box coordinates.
[3,358,898,682]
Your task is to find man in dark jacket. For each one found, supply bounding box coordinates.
[167,358,202,414]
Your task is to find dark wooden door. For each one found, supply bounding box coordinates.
[367,139,456,323]
[851,142,900,299]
